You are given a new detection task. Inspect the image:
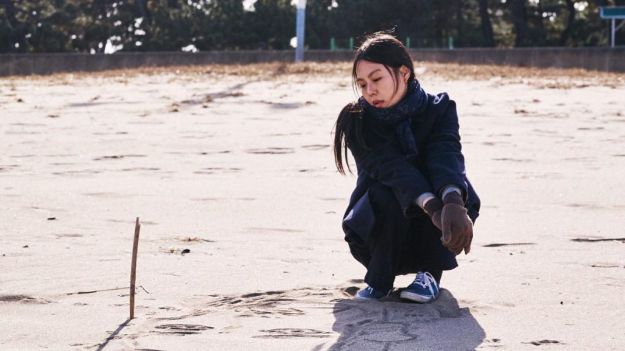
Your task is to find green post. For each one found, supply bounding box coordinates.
[330,37,336,51]
[406,36,411,49]
[448,36,454,49]
[349,37,354,50]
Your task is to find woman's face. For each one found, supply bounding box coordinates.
[355,60,409,109]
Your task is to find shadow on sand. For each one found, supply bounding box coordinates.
[327,288,485,351]
[96,318,130,351]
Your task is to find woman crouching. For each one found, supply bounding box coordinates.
[333,32,481,302]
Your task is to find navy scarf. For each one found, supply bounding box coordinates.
[358,80,429,157]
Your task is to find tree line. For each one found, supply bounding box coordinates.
[1,0,624,53]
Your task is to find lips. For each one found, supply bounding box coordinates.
[372,100,384,108]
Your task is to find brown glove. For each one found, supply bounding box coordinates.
[441,192,473,255]
[422,197,443,231]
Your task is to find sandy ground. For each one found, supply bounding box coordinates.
[1,62,625,350]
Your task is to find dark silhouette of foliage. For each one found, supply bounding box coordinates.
[0,0,623,53]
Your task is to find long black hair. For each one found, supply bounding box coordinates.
[333,31,416,174]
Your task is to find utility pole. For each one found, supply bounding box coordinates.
[295,0,307,62]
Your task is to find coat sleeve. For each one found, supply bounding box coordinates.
[348,138,433,218]
[425,95,469,200]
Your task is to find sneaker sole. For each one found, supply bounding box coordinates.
[354,295,380,301]
[354,292,390,300]
[400,290,435,303]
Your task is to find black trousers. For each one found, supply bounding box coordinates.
[344,183,457,291]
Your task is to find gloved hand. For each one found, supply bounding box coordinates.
[422,197,443,231]
[440,192,473,255]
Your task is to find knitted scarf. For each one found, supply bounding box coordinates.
[358,79,429,157]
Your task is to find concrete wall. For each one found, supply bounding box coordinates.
[1,48,624,77]
[406,47,625,72]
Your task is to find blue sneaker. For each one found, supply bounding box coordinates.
[400,271,440,303]
[355,286,391,300]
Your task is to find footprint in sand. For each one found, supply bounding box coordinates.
[590,263,623,268]
[264,132,303,137]
[174,236,215,243]
[198,150,232,155]
[54,233,83,239]
[93,154,146,161]
[52,169,102,176]
[119,167,160,172]
[571,237,625,243]
[492,157,533,163]
[254,328,332,339]
[257,100,311,109]
[523,339,562,346]
[194,167,242,175]
[297,168,326,173]
[0,295,51,304]
[245,147,294,155]
[301,144,330,151]
[154,324,213,335]
[482,243,536,248]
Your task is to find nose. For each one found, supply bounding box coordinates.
[366,83,376,97]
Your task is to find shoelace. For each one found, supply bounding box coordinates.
[414,271,437,296]
[364,286,388,297]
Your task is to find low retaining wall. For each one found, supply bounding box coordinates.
[1,48,624,76]
[406,47,625,72]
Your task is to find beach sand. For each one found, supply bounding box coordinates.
[1,62,624,350]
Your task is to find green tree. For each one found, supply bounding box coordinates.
[1,0,622,53]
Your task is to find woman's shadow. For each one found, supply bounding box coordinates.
[327,287,485,350]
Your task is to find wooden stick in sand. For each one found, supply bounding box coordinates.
[130,217,141,319]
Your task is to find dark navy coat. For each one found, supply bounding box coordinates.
[342,93,481,241]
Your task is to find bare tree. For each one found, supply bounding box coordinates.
[535,0,547,45]
[456,0,465,46]
[0,0,18,29]
[136,0,150,20]
[559,0,576,45]
[478,0,495,46]
[509,0,528,46]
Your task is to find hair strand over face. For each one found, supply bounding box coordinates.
[334,32,416,175]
